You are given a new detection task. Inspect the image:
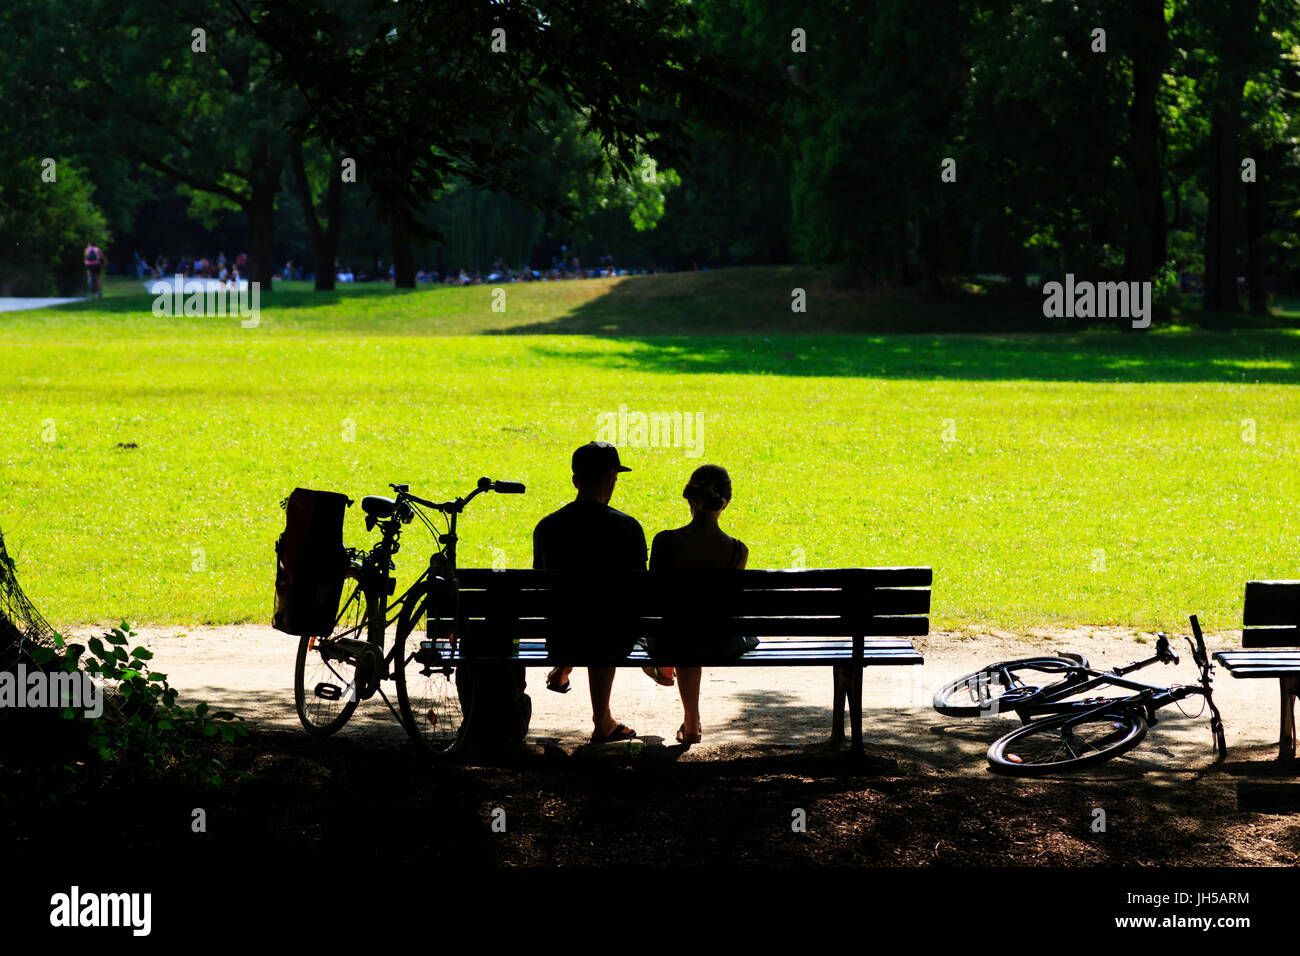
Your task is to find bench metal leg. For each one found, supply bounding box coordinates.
[848,664,864,755]
[831,665,848,743]
[1281,676,1299,761]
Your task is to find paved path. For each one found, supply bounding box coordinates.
[0,297,81,312]
[77,623,1285,772]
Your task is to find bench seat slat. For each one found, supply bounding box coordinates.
[453,637,922,666]
[1215,650,1300,677]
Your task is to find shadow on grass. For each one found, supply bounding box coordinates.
[66,269,1300,384]
[519,328,1300,383]
[486,270,1300,383]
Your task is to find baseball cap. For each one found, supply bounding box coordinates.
[572,441,631,480]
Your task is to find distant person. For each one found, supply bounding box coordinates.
[534,442,646,744]
[645,465,751,745]
[83,242,105,297]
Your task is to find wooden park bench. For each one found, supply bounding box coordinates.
[1214,580,1300,760]
[451,567,931,754]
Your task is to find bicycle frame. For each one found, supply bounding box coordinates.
[328,478,512,698]
[999,667,1199,723]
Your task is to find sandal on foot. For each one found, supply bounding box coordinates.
[676,724,702,745]
[591,723,637,744]
[641,665,675,687]
[545,668,571,694]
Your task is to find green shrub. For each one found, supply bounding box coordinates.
[26,621,247,787]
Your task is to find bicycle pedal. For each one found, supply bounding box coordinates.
[314,682,343,701]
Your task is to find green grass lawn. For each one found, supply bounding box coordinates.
[5,268,1300,632]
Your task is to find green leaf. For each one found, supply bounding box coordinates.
[130,646,153,660]
[52,632,65,649]
[201,723,218,737]
[195,702,209,717]
[105,628,129,646]
[88,637,107,657]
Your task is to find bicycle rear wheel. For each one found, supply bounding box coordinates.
[988,710,1147,775]
[395,608,471,755]
[933,656,1087,717]
[294,583,377,736]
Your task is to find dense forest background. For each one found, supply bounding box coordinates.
[1,0,1297,309]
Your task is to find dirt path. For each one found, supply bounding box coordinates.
[73,622,1288,771]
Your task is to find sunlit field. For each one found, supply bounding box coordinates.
[5,269,1300,631]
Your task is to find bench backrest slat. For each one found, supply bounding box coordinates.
[451,567,930,641]
[1243,581,1300,648]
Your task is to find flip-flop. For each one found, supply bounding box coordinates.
[641,665,675,687]
[591,723,637,744]
[545,668,571,694]
[676,724,702,745]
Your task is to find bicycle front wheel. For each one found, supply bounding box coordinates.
[395,611,471,755]
[933,656,1087,717]
[294,583,376,736]
[988,710,1147,775]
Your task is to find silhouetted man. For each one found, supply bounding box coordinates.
[534,441,645,743]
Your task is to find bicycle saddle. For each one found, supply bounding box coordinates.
[362,495,396,518]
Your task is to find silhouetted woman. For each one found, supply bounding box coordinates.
[646,464,749,744]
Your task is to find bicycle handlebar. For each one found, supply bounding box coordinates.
[388,477,526,515]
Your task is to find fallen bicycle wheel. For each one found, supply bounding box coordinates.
[987,710,1147,775]
[933,655,1088,717]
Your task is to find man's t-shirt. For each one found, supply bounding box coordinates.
[533,500,646,660]
[532,500,646,571]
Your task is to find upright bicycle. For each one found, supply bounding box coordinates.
[293,476,525,753]
[933,615,1227,775]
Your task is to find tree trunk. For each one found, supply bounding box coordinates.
[391,220,415,289]
[1203,0,1258,311]
[289,140,343,292]
[1245,144,1279,315]
[1123,0,1167,283]
[1205,110,1241,311]
[247,146,281,291]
